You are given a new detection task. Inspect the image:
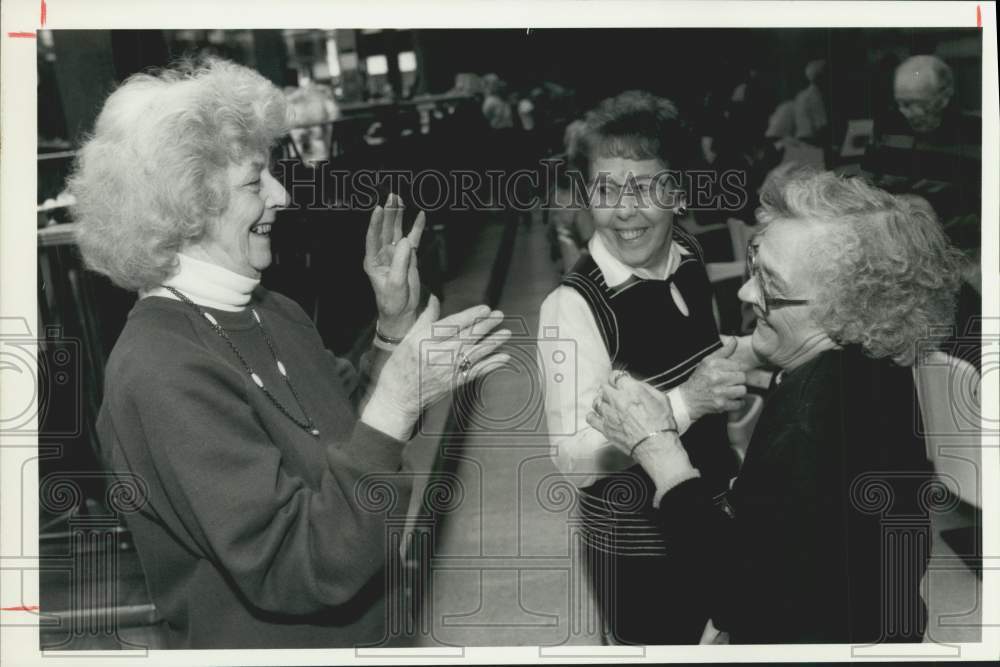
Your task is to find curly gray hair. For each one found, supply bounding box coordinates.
[756,168,964,366]
[70,57,289,292]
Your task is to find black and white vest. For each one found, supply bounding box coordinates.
[563,227,739,554]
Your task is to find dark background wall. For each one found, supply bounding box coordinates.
[39,27,982,150]
[413,27,980,110]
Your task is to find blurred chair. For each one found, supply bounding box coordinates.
[913,351,982,508]
[704,218,759,334]
[727,217,757,263]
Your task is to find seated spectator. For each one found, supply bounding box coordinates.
[890,55,978,144]
[863,54,981,251]
[286,85,340,165]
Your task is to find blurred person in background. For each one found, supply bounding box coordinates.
[286,84,340,165]
[447,72,485,98]
[793,59,830,147]
[481,73,514,129]
[893,55,959,136]
[864,53,981,252]
[547,118,594,271]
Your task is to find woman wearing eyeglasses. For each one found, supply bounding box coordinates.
[588,168,962,644]
[537,91,765,646]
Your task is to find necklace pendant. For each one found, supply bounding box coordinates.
[171,286,321,438]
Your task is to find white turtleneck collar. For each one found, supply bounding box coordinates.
[142,253,259,312]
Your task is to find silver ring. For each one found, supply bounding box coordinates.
[457,352,472,375]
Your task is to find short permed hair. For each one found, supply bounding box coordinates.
[576,90,698,183]
[70,57,289,292]
[756,168,964,366]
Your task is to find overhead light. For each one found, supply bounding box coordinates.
[398,51,417,73]
[366,55,388,76]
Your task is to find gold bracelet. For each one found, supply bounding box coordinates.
[628,427,678,458]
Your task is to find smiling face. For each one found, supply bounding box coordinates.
[588,155,677,273]
[736,218,836,370]
[190,155,289,279]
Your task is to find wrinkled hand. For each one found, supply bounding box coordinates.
[363,193,426,340]
[368,295,512,423]
[586,371,677,454]
[679,336,747,421]
[588,372,697,501]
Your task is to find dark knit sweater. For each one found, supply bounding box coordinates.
[96,290,411,648]
[654,346,933,644]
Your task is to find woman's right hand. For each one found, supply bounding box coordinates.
[678,336,748,422]
[362,295,511,439]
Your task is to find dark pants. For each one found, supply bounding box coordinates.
[578,465,710,645]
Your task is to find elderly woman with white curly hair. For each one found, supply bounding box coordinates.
[70,58,511,649]
[587,168,963,644]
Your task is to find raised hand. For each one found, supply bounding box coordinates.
[363,193,426,340]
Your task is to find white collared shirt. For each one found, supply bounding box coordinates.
[538,233,694,488]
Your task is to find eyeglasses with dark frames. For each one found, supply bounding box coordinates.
[746,241,812,315]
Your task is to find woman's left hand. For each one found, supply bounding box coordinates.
[363,193,426,340]
[586,371,677,454]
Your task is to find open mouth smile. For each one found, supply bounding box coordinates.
[615,227,649,242]
[250,223,272,237]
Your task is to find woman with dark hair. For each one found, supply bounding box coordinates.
[588,169,961,643]
[538,90,763,645]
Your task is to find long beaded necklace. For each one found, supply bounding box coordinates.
[165,286,320,437]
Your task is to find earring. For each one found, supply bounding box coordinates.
[670,189,688,216]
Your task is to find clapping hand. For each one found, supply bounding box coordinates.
[363,193,426,340]
[368,295,512,424]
